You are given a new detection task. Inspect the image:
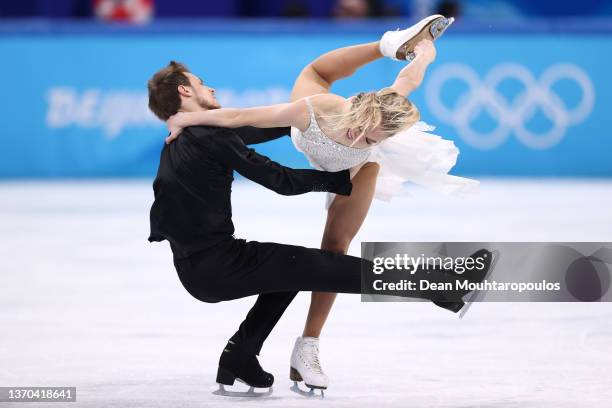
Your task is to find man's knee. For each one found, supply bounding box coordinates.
[183,285,223,304]
[176,271,225,303]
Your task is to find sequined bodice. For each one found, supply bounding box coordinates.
[290,97,370,172]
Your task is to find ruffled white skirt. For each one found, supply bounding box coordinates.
[325,121,480,209]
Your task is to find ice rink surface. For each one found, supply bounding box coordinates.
[1,179,612,407]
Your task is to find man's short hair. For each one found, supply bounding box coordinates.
[148,61,191,121]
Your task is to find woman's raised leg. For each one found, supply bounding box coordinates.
[290,41,383,101]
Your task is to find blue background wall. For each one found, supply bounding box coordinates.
[1,20,611,178]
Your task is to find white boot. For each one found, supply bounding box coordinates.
[290,336,329,390]
[379,14,454,61]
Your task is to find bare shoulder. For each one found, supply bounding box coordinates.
[307,93,347,115]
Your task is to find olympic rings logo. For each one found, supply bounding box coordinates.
[424,63,595,149]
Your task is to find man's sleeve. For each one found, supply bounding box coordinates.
[209,129,352,196]
[233,126,291,145]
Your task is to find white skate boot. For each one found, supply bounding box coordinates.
[379,14,455,61]
[289,336,328,398]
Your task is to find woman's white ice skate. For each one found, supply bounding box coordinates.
[289,336,328,398]
[379,14,455,61]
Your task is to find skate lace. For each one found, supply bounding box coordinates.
[302,343,323,375]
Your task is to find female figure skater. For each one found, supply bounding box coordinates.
[166,15,477,393]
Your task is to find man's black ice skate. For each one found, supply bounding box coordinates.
[433,300,465,313]
[458,250,499,318]
[212,341,273,397]
[430,249,498,317]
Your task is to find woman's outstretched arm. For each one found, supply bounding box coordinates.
[391,39,437,96]
[166,100,309,143]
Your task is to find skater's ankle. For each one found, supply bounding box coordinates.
[223,339,259,356]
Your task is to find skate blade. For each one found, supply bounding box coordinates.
[290,382,325,399]
[213,383,273,398]
[430,16,454,41]
[400,16,454,61]
[459,250,500,319]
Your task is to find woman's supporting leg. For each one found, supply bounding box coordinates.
[302,162,380,337]
[287,39,384,387]
[290,41,383,101]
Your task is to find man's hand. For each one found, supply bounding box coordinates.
[413,39,436,63]
[165,112,189,144]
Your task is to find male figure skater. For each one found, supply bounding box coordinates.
[147,61,491,396]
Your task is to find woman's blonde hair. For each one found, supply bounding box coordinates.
[326,88,420,142]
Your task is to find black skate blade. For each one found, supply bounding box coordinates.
[290,382,325,399]
[213,383,273,398]
[459,250,500,319]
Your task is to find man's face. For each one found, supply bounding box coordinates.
[183,72,221,110]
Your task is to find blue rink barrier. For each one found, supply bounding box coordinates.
[1,19,611,178]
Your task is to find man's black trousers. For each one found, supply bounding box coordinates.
[173,237,465,356]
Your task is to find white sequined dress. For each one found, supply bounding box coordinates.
[290,97,479,208]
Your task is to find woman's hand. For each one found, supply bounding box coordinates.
[165,112,189,144]
[413,39,436,63]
